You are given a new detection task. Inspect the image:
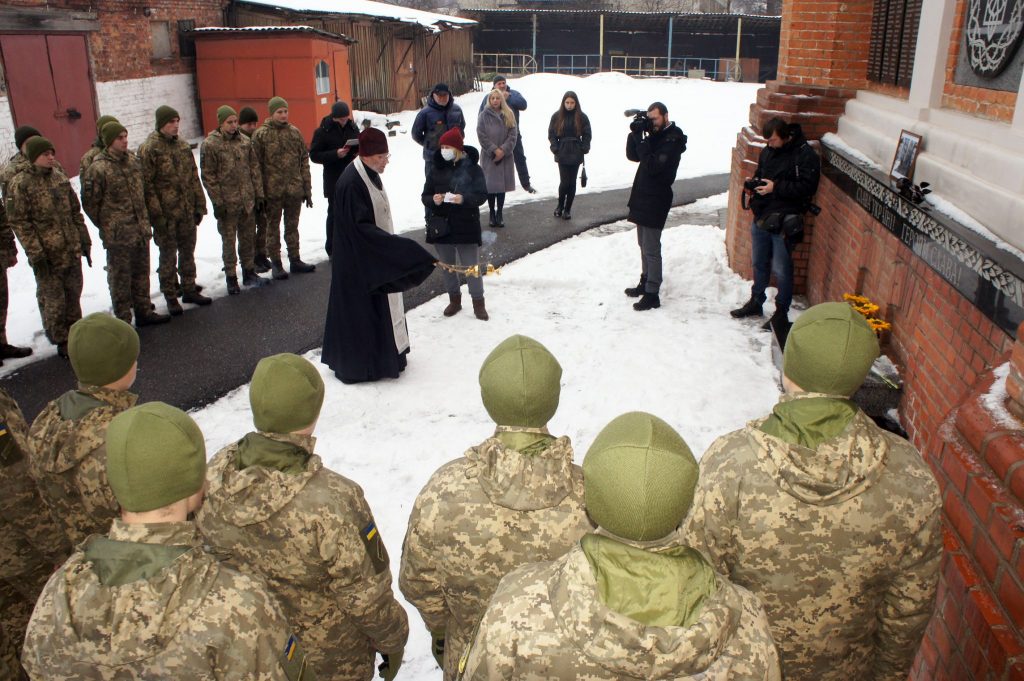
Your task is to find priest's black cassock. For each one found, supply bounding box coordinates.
[322,159,436,384]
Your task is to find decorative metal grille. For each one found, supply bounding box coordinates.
[965,0,1024,77]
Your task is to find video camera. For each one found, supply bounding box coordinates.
[625,109,653,135]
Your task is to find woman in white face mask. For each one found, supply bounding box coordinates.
[421,127,491,320]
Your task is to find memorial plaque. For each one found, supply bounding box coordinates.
[955,0,1024,91]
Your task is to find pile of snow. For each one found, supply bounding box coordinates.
[238,0,475,31]
[189,194,783,679]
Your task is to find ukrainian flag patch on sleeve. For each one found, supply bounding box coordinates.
[360,518,389,574]
[279,634,313,681]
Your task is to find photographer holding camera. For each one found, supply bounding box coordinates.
[731,117,820,334]
[624,102,687,311]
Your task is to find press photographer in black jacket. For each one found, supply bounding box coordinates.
[730,118,820,333]
[310,100,360,255]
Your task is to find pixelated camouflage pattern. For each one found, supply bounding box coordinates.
[28,386,138,545]
[461,541,781,680]
[0,387,69,676]
[22,520,299,680]
[251,120,311,201]
[201,128,263,212]
[104,241,152,322]
[138,131,206,221]
[79,144,103,178]
[81,149,150,249]
[6,165,90,271]
[400,436,593,680]
[198,433,409,681]
[0,152,66,200]
[263,197,302,260]
[681,394,943,681]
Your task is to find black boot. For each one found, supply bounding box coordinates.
[226,275,241,295]
[242,268,269,288]
[254,254,272,274]
[495,209,504,228]
[135,309,171,327]
[443,293,462,317]
[762,309,790,331]
[730,298,764,318]
[0,343,32,359]
[182,289,213,306]
[554,205,563,218]
[563,198,573,220]
[271,259,289,280]
[633,293,661,311]
[289,258,316,274]
[624,276,647,297]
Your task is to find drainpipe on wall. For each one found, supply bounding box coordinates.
[532,13,537,63]
[667,16,674,77]
[733,16,743,81]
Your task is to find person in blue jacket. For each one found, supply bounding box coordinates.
[412,83,466,179]
[479,75,535,193]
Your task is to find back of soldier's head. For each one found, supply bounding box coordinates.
[783,302,880,396]
[583,412,698,542]
[69,313,140,389]
[478,335,562,428]
[249,353,325,434]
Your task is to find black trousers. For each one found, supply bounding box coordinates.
[557,163,581,210]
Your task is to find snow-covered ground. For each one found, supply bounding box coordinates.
[3,73,758,374]
[190,193,783,680]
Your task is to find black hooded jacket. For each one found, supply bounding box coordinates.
[748,124,821,219]
[421,145,488,246]
[309,115,360,198]
[626,122,687,230]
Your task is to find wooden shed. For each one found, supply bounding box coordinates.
[192,26,353,141]
[228,0,476,113]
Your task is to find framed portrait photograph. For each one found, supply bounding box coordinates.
[890,129,923,182]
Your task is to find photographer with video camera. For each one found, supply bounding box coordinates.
[731,117,820,336]
[624,102,687,311]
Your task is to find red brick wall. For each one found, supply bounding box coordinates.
[942,0,1017,122]
[776,0,874,88]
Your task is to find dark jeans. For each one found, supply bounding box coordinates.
[636,225,662,294]
[750,221,794,313]
[513,135,530,187]
[557,163,580,210]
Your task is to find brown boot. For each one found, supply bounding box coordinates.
[472,297,489,321]
[443,293,462,317]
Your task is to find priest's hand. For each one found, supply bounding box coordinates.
[433,193,444,205]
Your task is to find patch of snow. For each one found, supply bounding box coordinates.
[239,0,476,31]
[981,362,1019,429]
[821,132,880,170]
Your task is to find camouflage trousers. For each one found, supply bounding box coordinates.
[264,197,302,260]
[32,264,83,345]
[0,619,24,681]
[0,266,8,345]
[154,217,198,297]
[255,205,269,259]
[105,240,152,323]
[215,207,256,275]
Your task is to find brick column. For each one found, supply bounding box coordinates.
[724,0,872,288]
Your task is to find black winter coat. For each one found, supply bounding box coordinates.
[547,113,592,166]
[748,124,821,219]
[309,116,360,198]
[421,146,487,246]
[626,122,687,230]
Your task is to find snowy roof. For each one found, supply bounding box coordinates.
[237,0,476,32]
[191,25,356,43]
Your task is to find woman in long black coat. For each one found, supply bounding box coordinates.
[422,127,490,320]
[547,91,592,220]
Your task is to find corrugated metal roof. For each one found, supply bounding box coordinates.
[191,25,357,42]
[237,0,476,32]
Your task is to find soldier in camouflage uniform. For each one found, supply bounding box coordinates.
[239,107,271,274]
[82,122,170,327]
[23,401,313,680]
[250,97,315,280]
[28,313,140,545]
[400,335,594,679]
[7,137,91,357]
[0,198,33,364]
[201,105,269,294]
[198,353,409,681]
[462,411,781,681]
[682,302,943,681]
[0,387,70,679]
[79,115,119,178]
[1,125,39,199]
[138,105,211,314]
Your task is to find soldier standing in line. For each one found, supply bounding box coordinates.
[79,115,119,178]
[198,353,409,681]
[23,402,312,680]
[7,137,91,358]
[0,199,32,364]
[82,122,170,327]
[1,387,70,680]
[28,313,140,545]
[1,126,41,199]
[250,96,315,280]
[239,106,271,274]
[138,105,211,314]
[201,105,270,294]
[400,335,594,680]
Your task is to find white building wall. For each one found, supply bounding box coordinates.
[0,96,19,161]
[96,72,204,150]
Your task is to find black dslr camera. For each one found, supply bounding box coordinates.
[744,178,768,192]
[625,109,653,135]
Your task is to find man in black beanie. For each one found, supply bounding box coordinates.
[309,100,360,255]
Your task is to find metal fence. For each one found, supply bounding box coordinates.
[473,52,739,80]
[473,52,538,77]
[541,54,602,75]
[609,56,727,80]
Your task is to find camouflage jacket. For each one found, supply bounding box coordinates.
[79,142,104,178]
[0,198,16,265]
[400,436,593,680]
[7,165,91,270]
[1,387,69,583]
[28,386,138,546]
[0,152,66,200]
[81,149,151,248]
[250,120,312,200]
[198,433,409,680]
[681,393,943,681]
[461,539,781,680]
[200,128,263,213]
[22,520,305,680]
[138,130,207,221]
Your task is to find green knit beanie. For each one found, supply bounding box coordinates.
[478,335,562,428]
[783,302,880,396]
[106,402,207,513]
[95,115,119,135]
[583,412,698,542]
[101,122,127,148]
[25,136,55,164]
[268,97,288,115]
[155,105,180,131]
[217,105,237,126]
[68,313,140,387]
[250,353,325,433]
[239,107,259,125]
[14,125,40,150]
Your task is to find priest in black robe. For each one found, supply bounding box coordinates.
[322,128,437,384]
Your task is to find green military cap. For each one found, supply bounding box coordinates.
[25,136,55,164]
[69,313,140,387]
[95,115,119,135]
[101,121,127,148]
[783,302,880,396]
[239,107,259,125]
[217,105,237,126]
[478,335,562,428]
[14,125,40,150]
[250,353,325,434]
[155,105,180,131]
[268,96,288,115]
[583,411,698,542]
[106,402,207,513]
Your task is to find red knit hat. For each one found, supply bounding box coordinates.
[358,128,389,157]
[438,127,464,152]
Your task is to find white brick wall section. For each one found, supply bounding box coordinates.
[0,96,19,161]
[96,72,203,149]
